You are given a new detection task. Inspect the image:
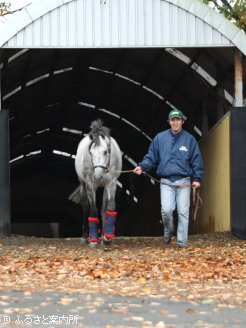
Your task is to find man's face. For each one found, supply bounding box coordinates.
[169,117,184,133]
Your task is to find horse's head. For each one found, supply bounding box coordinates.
[89,132,111,181]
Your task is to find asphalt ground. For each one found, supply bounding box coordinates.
[0,290,245,328]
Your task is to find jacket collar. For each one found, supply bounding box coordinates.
[169,128,183,137]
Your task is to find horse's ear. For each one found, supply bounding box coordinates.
[89,132,94,140]
[99,132,105,139]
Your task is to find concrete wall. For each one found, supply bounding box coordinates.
[191,113,230,233]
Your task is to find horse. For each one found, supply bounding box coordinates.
[69,119,122,246]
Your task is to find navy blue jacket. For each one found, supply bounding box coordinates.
[139,129,204,182]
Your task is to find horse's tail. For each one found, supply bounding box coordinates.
[68,185,83,204]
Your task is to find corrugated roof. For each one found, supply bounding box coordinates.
[0,0,245,53]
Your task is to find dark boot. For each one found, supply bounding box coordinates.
[88,217,99,243]
[104,211,117,240]
[163,236,171,244]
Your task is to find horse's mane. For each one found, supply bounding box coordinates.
[90,119,110,137]
[90,119,110,145]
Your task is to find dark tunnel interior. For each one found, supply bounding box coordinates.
[0,46,243,237]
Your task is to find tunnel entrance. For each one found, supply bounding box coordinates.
[4,47,239,238]
[1,0,245,238]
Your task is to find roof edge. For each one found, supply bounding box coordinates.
[0,0,73,47]
[166,0,246,56]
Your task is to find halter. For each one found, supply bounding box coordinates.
[89,136,111,173]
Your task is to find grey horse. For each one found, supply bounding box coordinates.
[69,119,122,246]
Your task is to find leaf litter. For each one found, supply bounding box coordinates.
[0,232,245,308]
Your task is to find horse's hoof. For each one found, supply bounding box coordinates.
[80,237,88,245]
[89,242,98,248]
[102,236,112,245]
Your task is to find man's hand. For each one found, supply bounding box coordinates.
[133,166,143,175]
[192,181,201,189]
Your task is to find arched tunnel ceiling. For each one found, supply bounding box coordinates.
[1,46,245,168]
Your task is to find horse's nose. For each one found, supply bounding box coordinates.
[94,173,102,181]
[93,168,104,181]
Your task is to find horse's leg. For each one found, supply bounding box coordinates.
[86,183,99,247]
[101,188,108,241]
[103,181,117,244]
[80,183,90,244]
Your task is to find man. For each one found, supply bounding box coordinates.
[133,109,204,247]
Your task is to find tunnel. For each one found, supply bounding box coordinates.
[0,0,246,238]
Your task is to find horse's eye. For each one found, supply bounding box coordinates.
[103,150,107,155]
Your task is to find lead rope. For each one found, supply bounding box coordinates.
[109,169,202,221]
[109,169,135,173]
[143,171,203,221]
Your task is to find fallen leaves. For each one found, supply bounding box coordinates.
[0,232,245,307]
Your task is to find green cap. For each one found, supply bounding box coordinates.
[168,109,185,120]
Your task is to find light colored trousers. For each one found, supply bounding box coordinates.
[160,177,191,246]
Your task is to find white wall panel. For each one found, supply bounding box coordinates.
[145,0,153,46]
[16,30,25,48]
[76,0,85,46]
[128,0,136,46]
[59,5,68,46]
[136,0,144,46]
[161,1,170,45]
[102,0,110,46]
[204,24,213,45]
[118,0,127,46]
[42,13,51,46]
[84,0,93,47]
[94,0,102,46]
[33,19,41,47]
[67,1,77,46]
[196,18,204,46]
[111,0,119,46]
[170,4,179,46]
[152,0,161,45]
[213,29,223,45]
[1,0,243,52]
[50,9,59,46]
[187,14,196,45]
[179,10,187,46]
